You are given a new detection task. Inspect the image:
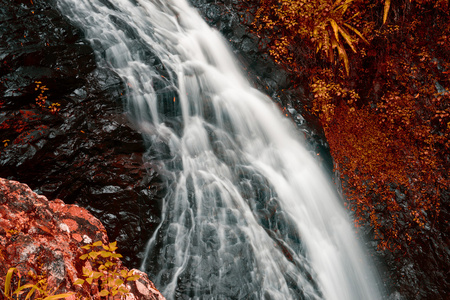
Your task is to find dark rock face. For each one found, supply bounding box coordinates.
[0,0,163,268]
[373,195,450,300]
[0,177,166,300]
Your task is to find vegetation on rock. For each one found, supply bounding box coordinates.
[2,267,73,300]
[249,0,449,251]
[0,178,165,300]
[245,0,449,296]
[75,241,141,298]
[1,241,141,300]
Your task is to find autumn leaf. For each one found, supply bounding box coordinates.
[383,0,391,24]
[73,279,85,285]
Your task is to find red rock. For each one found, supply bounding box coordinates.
[0,178,165,300]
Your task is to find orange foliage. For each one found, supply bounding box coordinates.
[34,81,61,114]
[322,91,449,250]
[251,0,371,74]
[249,0,450,251]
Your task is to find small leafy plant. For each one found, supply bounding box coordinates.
[34,81,48,109]
[1,267,73,300]
[34,81,60,114]
[2,241,140,299]
[75,241,141,298]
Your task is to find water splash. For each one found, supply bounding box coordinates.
[56,0,383,299]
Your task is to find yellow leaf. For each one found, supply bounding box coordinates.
[25,285,41,300]
[14,283,35,296]
[336,40,350,75]
[349,11,360,20]
[313,26,319,36]
[5,268,19,296]
[98,289,109,297]
[105,261,114,268]
[109,241,118,252]
[334,0,353,13]
[337,26,356,52]
[115,279,124,286]
[329,19,340,42]
[331,35,339,49]
[383,0,391,24]
[73,279,85,285]
[100,251,112,258]
[92,241,103,247]
[316,41,323,53]
[343,23,369,44]
[127,275,140,281]
[82,267,92,276]
[43,293,74,300]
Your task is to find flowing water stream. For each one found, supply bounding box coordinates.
[56,0,383,299]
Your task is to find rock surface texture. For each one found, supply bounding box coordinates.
[0,177,166,300]
[0,0,163,267]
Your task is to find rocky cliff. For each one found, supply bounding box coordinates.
[0,177,165,299]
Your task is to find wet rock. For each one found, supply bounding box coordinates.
[0,177,165,300]
[0,0,163,268]
[204,4,222,23]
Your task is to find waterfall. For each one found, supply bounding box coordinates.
[56,0,383,299]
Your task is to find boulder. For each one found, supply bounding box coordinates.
[0,177,165,300]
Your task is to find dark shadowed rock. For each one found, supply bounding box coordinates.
[0,0,163,268]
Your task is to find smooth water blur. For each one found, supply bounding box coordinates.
[56,0,383,299]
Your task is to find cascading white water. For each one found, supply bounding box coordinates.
[56,0,383,299]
